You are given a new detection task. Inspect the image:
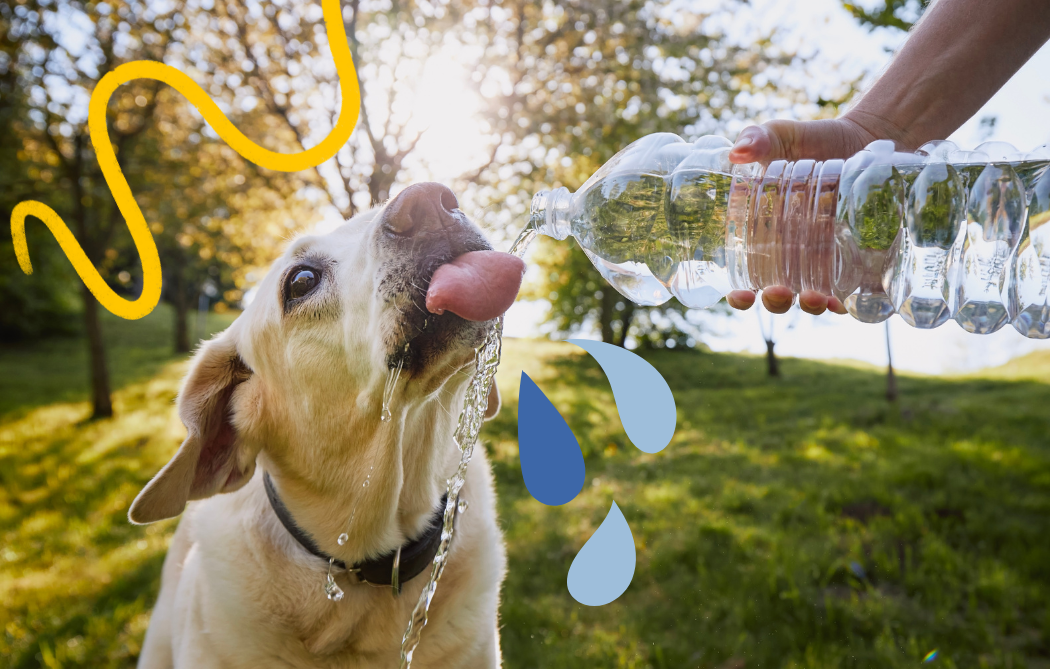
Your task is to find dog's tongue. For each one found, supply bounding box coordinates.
[426,251,525,322]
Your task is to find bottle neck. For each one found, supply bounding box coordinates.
[529,187,572,240]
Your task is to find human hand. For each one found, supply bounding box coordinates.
[723,116,894,316]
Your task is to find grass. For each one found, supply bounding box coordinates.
[3,313,1050,668]
[0,305,235,667]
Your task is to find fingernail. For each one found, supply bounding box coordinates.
[732,136,754,150]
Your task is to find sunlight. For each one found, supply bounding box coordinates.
[405,52,493,184]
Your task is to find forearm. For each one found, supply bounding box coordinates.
[847,0,1050,149]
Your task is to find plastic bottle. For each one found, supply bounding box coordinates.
[528,133,1050,336]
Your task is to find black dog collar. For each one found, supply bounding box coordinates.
[263,471,454,595]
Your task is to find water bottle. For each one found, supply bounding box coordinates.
[528,133,1050,336]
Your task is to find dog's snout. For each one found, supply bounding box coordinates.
[382,182,460,237]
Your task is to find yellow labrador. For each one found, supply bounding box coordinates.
[130,183,524,668]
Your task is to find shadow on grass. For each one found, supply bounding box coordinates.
[4,333,1050,668]
[489,344,1050,669]
[5,554,166,669]
[0,304,236,422]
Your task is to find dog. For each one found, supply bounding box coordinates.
[129,183,525,668]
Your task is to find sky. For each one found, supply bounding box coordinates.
[498,0,1050,374]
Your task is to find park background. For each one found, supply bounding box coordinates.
[3,0,1050,666]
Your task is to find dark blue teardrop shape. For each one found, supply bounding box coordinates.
[517,372,585,506]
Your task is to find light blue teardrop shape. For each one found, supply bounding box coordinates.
[567,501,636,606]
[567,339,676,453]
[517,372,586,506]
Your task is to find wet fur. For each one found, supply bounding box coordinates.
[131,202,507,668]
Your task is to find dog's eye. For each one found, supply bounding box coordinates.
[286,267,320,301]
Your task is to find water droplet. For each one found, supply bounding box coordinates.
[324,576,344,602]
[381,358,404,422]
[567,501,636,606]
[457,498,469,513]
[337,533,348,546]
[517,372,584,506]
[923,649,939,663]
[362,479,370,488]
[567,339,676,454]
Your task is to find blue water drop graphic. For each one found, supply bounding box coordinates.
[517,372,585,506]
[567,501,636,606]
[567,339,676,453]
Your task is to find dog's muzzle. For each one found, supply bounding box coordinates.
[377,183,523,372]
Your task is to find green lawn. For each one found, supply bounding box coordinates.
[3,311,1050,668]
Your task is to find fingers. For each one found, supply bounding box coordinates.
[727,287,846,316]
[726,287,793,313]
[761,285,794,314]
[726,290,756,310]
[799,290,828,315]
[827,295,847,315]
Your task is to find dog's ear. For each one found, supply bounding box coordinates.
[129,330,256,524]
[484,382,501,421]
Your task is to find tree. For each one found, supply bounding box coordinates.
[0,7,80,342]
[115,89,317,353]
[6,0,181,418]
[7,0,319,383]
[180,0,469,221]
[842,0,931,32]
[843,0,924,400]
[459,0,843,346]
[520,237,637,347]
[884,321,898,401]
[757,307,779,378]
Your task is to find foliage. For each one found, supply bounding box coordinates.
[182,0,471,216]
[0,84,80,341]
[843,0,931,32]
[850,165,906,251]
[2,0,318,356]
[5,323,1050,667]
[521,237,637,346]
[0,230,81,342]
[459,0,842,345]
[2,0,187,416]
[109,88,319,350]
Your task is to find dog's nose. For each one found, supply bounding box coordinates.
[382,182,460,236]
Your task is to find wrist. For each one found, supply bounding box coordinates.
[840,109,915,151]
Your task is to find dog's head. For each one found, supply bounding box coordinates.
[129,183,522,524]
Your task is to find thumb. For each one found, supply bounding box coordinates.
[729,124,780,164]
[730,118,877,164]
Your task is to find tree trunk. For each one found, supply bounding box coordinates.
[599,288,616,343]
[173,265,190,354]
[70,139,113,420]
[765,339,779,377]
[885,322,898,402]
[81,284,113,419]
[613,302,636,348]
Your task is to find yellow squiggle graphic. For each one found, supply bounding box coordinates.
[10,0,360,320]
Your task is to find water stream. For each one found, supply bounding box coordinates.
[398,226,537,668]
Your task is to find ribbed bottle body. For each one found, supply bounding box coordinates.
[528,133,1050,337]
